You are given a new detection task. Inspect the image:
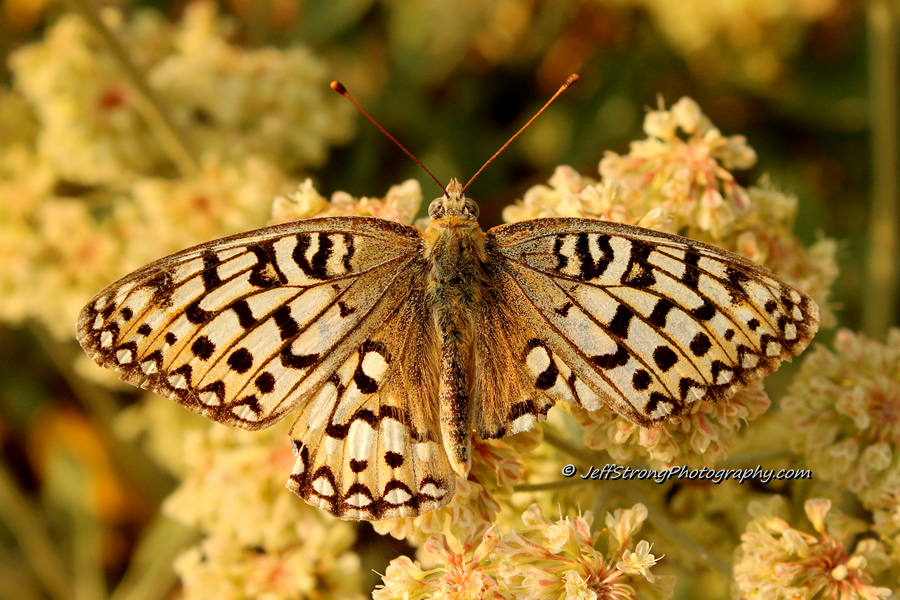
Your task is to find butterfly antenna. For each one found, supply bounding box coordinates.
[462,74,579,194]
[331,81,447,196]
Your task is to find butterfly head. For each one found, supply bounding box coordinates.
[428,178,480,221]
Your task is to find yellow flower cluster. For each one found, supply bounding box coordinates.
[783,329,900,534]
[734,497,892,599]
[0,1,353,341]
[165,423,365,599]
[374,503,675,600]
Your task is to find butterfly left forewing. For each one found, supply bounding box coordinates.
[487,218,819,426]
[77,217,424,430]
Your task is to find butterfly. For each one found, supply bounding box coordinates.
[76,76,819,520]
[76,174,819,520]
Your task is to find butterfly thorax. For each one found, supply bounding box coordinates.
[423,178,490,476]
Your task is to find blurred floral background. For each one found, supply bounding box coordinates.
[0,0,898,598]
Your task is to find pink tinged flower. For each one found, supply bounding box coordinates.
[605,504,648,547]
[372,556,429,600]
[563,570,599,600]
[804,498,831,535]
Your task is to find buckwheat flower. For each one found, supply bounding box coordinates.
[165,421,364,597]
[496,503,674,599]
[10,9,177,185]
[600,97,756,241]
[734,497,892,599]
[634,0,838,86]
[502,165,671,230]
[271,179,423,225]
[151,1,354,172]
[118,156,290,267]
[573,380,770,467]
[374,527,505,600]
[617,540,661,583]
[113,393,210,475]
[175,533,364,600]
[781,329,900,512]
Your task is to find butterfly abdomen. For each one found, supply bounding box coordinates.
[424,216,491,476]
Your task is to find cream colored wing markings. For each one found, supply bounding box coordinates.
[287,286,455,520]
[488,218,819,426]
[76,217,424,430]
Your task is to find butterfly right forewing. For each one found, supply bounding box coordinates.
[487,218,819,427]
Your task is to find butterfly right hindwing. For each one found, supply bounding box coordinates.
[287,282,455,520]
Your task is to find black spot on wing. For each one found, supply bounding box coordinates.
[247,245,284,288]
[681,252,701,289]
[653,346,678,372]
[648,298,674,327]
[690,332,712,357]
[227,348,254,373]
[338,301,355,317]
[632,369,651,391]
[255,372,275,393]
[293,233,332,280]
[384,451,404,468]
[191,336,215,360]
[575,233,614,279]
[555,302,573,317]
[185,300,212,325]
[232,299,257,328]
[691,301,716,321]
[273,305,299,340]
[280,348,319,370]
[201,251,222,291]
[623,241,655,288]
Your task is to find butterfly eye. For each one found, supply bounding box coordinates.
[428,198,447,219]
[463,199,480,220]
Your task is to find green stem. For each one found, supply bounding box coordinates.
[620,485,733,576]
[63,0,200,177]
[715,448,793,469]
[864,0,899,336]
[541,427,606,465]
[514,479,584,492]
[110,516,197,600]
[0,462,73,600]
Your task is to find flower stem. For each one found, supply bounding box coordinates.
[864,0,899,336]
[621,485,732,576]
[62,0,200,177]
[541,427,606,465]
[109,516,197,600]
[0,462,73,600]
